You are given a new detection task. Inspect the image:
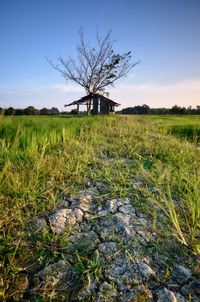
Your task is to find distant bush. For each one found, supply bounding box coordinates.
[1,106,60,116]
[121,104,200,115]
[4,107,15,115]
[15,109,24,115]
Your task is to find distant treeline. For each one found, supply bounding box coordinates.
[119,104,200,115]
[0,106,61,116]
[1,104,200,116]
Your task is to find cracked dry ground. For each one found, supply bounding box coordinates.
[23,188,200,302]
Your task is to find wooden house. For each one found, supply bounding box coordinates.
[65,93,120,115]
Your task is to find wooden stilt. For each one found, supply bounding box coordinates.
[108,104,110,115]
[88,99,91,115]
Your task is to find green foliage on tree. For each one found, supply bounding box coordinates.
[24,106,38,115]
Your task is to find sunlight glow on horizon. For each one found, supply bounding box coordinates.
[1,79,200,110]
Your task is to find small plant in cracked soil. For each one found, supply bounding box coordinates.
[67,250,102,291]
[28,227,71,265]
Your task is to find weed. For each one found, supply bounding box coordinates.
[29,228,71,265]
[68,250,102,289]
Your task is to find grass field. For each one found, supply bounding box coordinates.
[146,115,200,142]
[0,115,200,300]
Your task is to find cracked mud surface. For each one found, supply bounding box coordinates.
[24,187,200,301]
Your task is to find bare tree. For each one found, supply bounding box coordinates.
[47,29,139,96]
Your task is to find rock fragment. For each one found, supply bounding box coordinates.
[173,264,192,284]
[106,199,118,213]
[138,261,156,280]
[118,205,136,215]
[98,242,117,258]
[98,210,109,217]
[50,208,76,233]
[32,260,79,300]
[113,213,135,237]
[180,279,200,297]
[73,208,84,223]
[175,293,186,302]
[157,288,177,302]
[72,194,94,212]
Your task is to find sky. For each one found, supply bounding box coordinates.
[0,0,200,110]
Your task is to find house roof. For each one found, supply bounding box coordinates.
[65,93,120,107]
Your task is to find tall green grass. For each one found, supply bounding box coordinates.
[146,115,200,141]
[0,115,199,300]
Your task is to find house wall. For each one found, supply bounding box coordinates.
[92,95,116,114]
[92,96,99,114]
[100,99,109,114]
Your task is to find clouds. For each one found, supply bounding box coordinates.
[48,84,83,93]
[0,79,200,110]
[109,80,200,108]
[0,84,83,110]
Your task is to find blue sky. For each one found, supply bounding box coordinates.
[0,0,200,110]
